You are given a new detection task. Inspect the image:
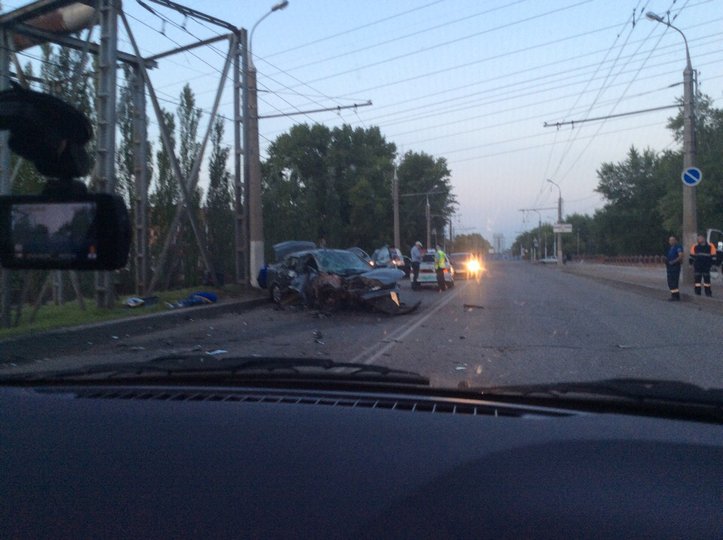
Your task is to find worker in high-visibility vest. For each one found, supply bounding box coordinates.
[434,244,448,292]
[689,233,717,297]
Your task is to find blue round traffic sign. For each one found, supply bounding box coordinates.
[681,167,702,186]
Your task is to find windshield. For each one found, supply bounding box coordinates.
[0,1,721,404]
[316,250,372,274]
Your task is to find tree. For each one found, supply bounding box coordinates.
[263,123,334,251]
[206,119,234,281]
[660,96,723,235]
[173,84,204,286]
[327,124,397,248]
[450,233,491,255]
[396,151,456,252]
[149,108,177,281]
[262,123,399,255]
[593,146,666,255]
[561,213,596,256]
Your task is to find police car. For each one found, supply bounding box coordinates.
[416,250,454,289]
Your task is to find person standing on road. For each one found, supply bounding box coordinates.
[665,235,684,301]
[434,244,448,292]
[689,233,717,297]
[410,241,423,290]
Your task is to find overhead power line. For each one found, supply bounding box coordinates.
[259,101,372,120]
[264,0,445,58]
[290,0,595,88]
[543,104,679,128]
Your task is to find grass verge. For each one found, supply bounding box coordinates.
[0,286,232,340]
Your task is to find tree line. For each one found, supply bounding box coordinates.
[262,123,457,259]
[513,97,723,258]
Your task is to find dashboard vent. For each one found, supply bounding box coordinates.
[71,388,570,418]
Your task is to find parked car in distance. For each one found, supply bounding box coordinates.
[450,252,483,280]
[417,250,454,289]
[371,246,410,277]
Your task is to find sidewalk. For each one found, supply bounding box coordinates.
[562,262,723,313]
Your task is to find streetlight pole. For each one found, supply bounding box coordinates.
[533,210,542,262]
[426,194,431,249]
[246,0,288,287]
[392,166,400,249]
[646,11,697,284]
[547,178,563,265]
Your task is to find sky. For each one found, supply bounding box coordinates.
[5,0,723,249]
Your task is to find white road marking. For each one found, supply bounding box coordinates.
[351,282,466,365]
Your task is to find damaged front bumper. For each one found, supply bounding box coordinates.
[358,286,420,315]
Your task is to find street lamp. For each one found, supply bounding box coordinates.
[646,11,697,284]
[249,1,289,67]
[547,178,563,265]
[246,0,289,287]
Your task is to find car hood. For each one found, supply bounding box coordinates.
[358,267,404,285]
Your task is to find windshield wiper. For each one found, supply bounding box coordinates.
[4,356,430,386]
[468,378,723,420]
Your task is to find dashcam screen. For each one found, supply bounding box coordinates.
[11,202,97,261]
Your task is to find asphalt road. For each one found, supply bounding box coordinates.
[3,261,721,389]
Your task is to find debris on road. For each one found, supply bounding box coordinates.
[166,291,218,309]
[124,296,159,308]
[463,304,485,310]
[313,329,325,344]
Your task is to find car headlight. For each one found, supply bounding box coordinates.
[467,259,481,272]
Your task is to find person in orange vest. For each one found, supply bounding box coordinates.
[689,233,717,297]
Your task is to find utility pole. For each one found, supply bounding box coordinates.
[246,62,263,286]
[392,166,400,249]
[399,189,444,251]
[426,195,431,249]
[547,179,563,265]
[646,12,697,284]
[247,1,289,287]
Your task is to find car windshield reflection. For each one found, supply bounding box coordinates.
[317,250,371,275]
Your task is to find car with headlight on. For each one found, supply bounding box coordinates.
[371,245,410,276]
[450,252,483,280]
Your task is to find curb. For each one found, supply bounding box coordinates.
[0,295,269,362]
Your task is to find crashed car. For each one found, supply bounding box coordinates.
[267,249,419,314]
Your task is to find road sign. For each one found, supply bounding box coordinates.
[553,223,573,233]
[681,167,702,186]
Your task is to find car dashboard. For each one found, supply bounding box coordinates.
[1,383,721,539]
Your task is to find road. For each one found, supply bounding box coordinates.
[4,261,721,388]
